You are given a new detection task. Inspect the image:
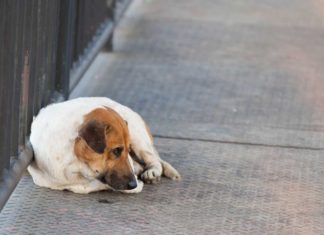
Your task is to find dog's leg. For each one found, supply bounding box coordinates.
[126,113,181,183]
[160,159,181,180]
[131,141,181,183]
[130,143,163,184]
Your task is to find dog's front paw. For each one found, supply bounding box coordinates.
[141,164,162,184]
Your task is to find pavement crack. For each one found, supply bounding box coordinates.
[153,134,324,151]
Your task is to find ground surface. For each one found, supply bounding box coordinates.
[1,0,324,234]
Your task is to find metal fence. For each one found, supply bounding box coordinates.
[0,0,131,211]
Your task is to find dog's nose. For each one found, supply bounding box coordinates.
[127,179,137,190]
[98,175,107,184]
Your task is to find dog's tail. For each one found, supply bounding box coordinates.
[160,159,181,180]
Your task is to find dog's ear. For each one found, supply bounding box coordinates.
[79,120,108,154]
[74,136,93,161]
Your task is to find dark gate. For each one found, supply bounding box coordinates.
[0,0,131,211]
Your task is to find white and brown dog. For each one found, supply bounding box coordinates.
[28,97,180,194]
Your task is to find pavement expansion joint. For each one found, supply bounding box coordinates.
[154,134,324,151]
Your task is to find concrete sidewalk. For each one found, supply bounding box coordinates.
[1,0,324,234]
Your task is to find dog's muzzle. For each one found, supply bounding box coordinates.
[97,174,137,190]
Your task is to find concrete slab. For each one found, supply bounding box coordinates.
[1,138,324,234]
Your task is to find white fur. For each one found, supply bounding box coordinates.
[28,97,180,194]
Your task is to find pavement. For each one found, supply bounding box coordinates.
[1,0,324,234]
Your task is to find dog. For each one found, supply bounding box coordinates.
[28,97,180,194]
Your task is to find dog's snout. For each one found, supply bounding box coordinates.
[99,170,138,190]
[127,179,137,190]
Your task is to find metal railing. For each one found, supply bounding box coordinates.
[0,0,131,211]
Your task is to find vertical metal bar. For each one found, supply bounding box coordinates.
[34,0,45,113]
[103,0,116,52]
[30,0,42,122]
[0,0,12,176]
[55,0,77,100]
[42,0,49,104]
[5,1,16,160]
[10,0,23,159]
[0,0,7,178]
[45,0,60,105]
[19,1,34,144]
[18,0,28,149]
[26,0,38,137]
[73,0,83,62]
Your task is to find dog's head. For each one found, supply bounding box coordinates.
[74,107,137,190]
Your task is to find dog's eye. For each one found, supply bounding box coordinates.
[112,147,123,157]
